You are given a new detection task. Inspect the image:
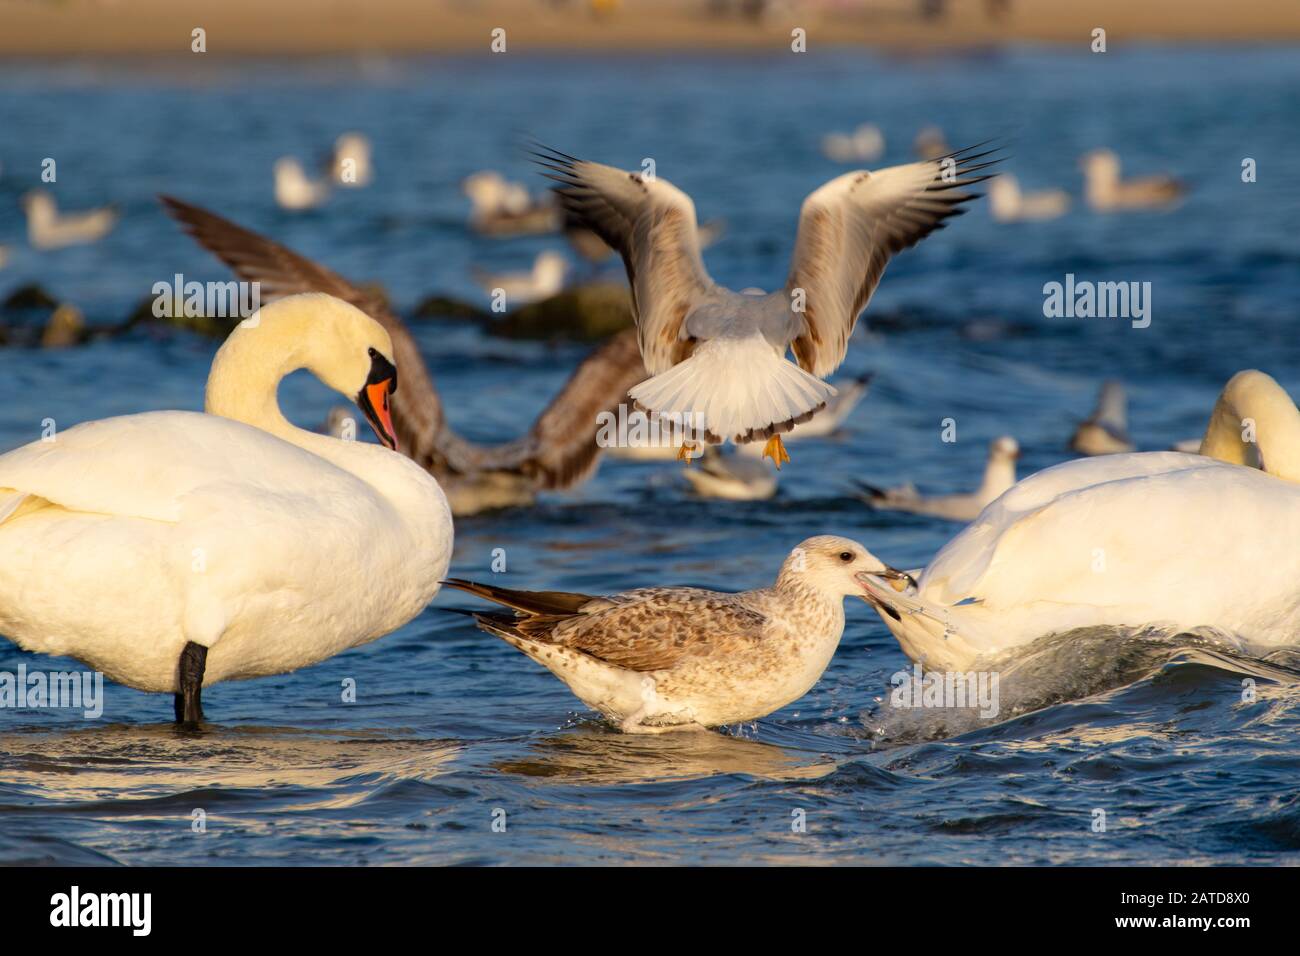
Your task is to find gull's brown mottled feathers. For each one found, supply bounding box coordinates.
[785,143,1004,377]
[467,326,648,490]
[160,194,446,467]
[444,578,769,673]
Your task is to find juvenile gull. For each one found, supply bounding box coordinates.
[533,143,997,466]
[443,535,895,732]
[857,436,1020,523]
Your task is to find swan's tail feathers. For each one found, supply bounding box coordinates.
[859,575,983,671]
[628,337,835,445]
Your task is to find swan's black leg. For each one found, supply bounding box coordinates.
[173,641,208,725]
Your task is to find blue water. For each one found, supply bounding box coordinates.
[2,47,1300,865]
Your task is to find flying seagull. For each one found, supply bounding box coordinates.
[532,142,999,467]
[161,196,648,515]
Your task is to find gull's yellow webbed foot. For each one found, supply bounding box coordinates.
[762,434,791,470]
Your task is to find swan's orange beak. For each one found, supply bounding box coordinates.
[360,379,398,451]
[357,350,399,451]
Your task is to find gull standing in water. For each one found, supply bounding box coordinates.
[532,143,997,467]
[682,445,778,500]
[857,436,1020,523]
[1070,380,1135,455]
[443,536,892,733]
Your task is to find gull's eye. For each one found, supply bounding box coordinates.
[839,551,854,563]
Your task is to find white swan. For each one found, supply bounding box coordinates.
[858,371,1300,670]
[22,190,118,249]
[857,436,1019,522]
[1081,149,1184,212]
[0,293,452,722]
[274,157,331,210]
[988,175,1070,223]
[1069,379,1135,455]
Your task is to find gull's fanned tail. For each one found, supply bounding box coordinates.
[629,335,835,444]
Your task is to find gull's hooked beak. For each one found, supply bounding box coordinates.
[357,351,398,451]
[855,566,917,594]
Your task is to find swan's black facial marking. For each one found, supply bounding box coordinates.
[366,348,397,394]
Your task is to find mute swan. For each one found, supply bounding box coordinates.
[0,293,453,723]
[859,371,1300,671]
[21,190,118,249]
[162,196,649,516]
[443,536,879,733]
[1080,149,1184,212]
[988,175,1070,223]
[274,157,331,210]
[857,436,1019,522]
[473,250,569,306]
[535,142,997,465]
[682,446,778,501]
[1070,379,1135,455]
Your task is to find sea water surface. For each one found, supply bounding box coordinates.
[1,46,1299,865]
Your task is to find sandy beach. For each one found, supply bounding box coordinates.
[3,0,1299,56]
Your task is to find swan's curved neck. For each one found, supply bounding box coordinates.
[205,318,318,448]
[1199,370,1300,481]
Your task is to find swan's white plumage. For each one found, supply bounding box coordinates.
[0,293,452,695]
[863,371,1300,671]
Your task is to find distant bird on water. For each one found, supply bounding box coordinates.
[274,157,331,210]
[473,250,569,306]
[21,190,118,250]
[857,436,1020,523]
[532,142,999,468]
[988,174,1070,222]
[1070,380,1136,455]
[1080,149,1184,212]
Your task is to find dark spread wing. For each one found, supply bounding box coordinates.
[160,195,446,468]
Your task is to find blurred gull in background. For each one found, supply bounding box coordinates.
[857,435,1020,522]
[682,445,778,500]
[821,123,885,163]
[1081,148,1184,212]
[988,174,1070,222]
[1070,379,1136,455]
[330,132,373,187]
[274,156,332,210]
[21,189,118,249]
